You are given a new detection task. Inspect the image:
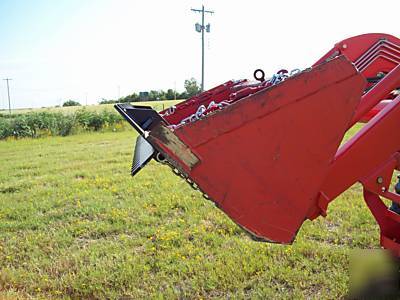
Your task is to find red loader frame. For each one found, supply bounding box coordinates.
[115,33,400,256]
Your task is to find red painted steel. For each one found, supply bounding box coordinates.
[313,33,400,78]
[359,100,391,123]
[160,33,400,128]
[151,56,365,243]
[187,58,364,243]
[126,33,400,255]
[350,63,400,125]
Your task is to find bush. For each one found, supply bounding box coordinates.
[0,109,124,139]
[56,114,75,136]
[62,100,81,107]
[0,118,15,139]
[99,98,117,105]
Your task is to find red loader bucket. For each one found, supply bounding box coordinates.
[116,56,366,244]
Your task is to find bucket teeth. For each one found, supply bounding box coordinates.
[131,135,155,176]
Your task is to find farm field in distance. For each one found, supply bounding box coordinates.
[0,113,385,298]
[1,100,183,115]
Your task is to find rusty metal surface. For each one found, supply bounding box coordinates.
[148,124,200,170]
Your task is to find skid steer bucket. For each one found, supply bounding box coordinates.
[116,56,365,244]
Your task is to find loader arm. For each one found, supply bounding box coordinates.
[115,33,400,256]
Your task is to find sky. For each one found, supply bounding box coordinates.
[0,0,399,109]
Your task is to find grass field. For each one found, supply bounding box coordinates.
[2,100,182,115]
[0,124,386,299]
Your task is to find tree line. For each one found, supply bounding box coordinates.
[99,78,200,105]
[61,78,201,107]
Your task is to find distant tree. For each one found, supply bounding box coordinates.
[157,90,166,100]
[148,90,166,101]
[184,78,201,98]
[62,100,81,107]
[117,92,139,103]
[110,81,196,103]
[148,90,158,101]
[165,89,175,100]
[99,98,116,105]
[178,91,188,99]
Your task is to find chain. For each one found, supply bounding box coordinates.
[164,69,301,130]
[160,105,176,117]
[156,155,210,200]
[269,68,302,85]
[157,69,302,199]
[168,100,230,130]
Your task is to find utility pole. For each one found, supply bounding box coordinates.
[174,81,177,100]
[191,5,214,92]
[3,78,12,114]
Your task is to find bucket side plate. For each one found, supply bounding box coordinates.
[149,56,366,243]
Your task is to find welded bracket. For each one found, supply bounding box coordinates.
[148,123,200,171]
[362,153,400,256]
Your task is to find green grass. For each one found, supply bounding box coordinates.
[3,100,182,115]
[0,125,384,299]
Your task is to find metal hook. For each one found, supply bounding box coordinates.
[253,69,265,82]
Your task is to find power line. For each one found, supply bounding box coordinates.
[191,5,214,92]
[3,78,12,114]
